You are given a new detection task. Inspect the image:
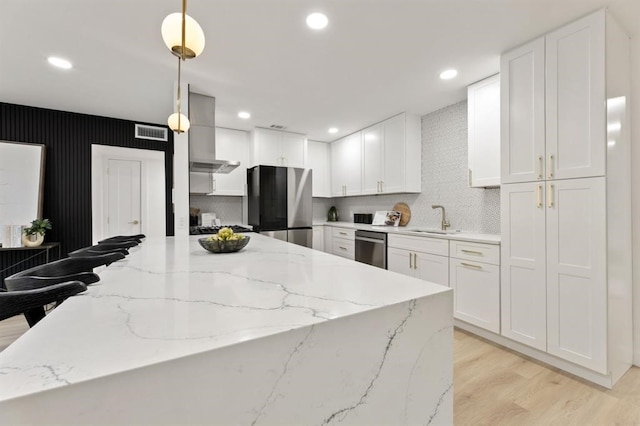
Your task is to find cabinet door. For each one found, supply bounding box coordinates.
[414,252,449,287]
[189,172,213,195]
[545,12,605,180]
[362,123,383,195]
[281,132,306,168]
[212,128,249,196]
[387,247,414,277]
[382,114,407,193]
[253,128,282,166]
[468,74,501,187]
[501,38,546,184]
[500,182,547,351]
[450,259,500,333]
[546,177,607,372]
[307,141,331,197]
[312,226,324,251]
[330,132,362,197]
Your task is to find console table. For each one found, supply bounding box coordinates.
[0,243,61,285]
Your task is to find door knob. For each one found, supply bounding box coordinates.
[129,220,140,224]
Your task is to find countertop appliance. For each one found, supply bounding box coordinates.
[189,225,253,235]
[247,165,312,248]
[355,230,387,269]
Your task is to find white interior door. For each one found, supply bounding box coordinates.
[107,159,142,236]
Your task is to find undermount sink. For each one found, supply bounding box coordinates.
[407,228,461,235]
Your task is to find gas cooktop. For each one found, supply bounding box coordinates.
[189,225,253,235]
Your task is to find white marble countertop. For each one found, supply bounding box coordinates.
[0,234,450,402]
[314,221,501,244]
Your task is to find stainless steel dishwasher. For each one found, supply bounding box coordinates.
[355,230,387,269]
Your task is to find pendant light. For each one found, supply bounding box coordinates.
[163,0,205,133]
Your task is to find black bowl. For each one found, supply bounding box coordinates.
[198,236,250,253]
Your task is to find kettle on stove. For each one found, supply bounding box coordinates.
[327,206,338,222]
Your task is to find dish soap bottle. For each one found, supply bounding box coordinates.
[328,206,338,222]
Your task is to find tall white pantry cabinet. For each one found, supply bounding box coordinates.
[500,9,632,387]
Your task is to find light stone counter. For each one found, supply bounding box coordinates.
[316,221,501,245]
[0,234,453,425]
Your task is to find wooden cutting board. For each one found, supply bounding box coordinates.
[392,202,411,226]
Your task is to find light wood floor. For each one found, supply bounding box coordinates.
[1,318,639,424]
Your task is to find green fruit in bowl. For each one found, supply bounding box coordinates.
[207,227,245,242]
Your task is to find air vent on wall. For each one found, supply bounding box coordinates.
[269,124,287,130]
[135,124,168,141]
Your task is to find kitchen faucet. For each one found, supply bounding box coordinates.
[431,205,450,231]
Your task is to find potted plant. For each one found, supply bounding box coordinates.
[22,218,52,247]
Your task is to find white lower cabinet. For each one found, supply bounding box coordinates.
[449,241,500,333]
[387,234,449,287]
[312,226,324,251]
[330,227,355,260]
[501,177,608,373]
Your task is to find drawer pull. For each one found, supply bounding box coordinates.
[536,184,542,208]
[339,232,347,235]
[461,249,483,256]
[339,246,347,250]
[413,253,417,270]
[409,252,413,269]
[461,262,482,270]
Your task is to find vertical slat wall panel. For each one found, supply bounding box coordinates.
[0,103,174,282]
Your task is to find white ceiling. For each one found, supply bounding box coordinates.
[1,0,638,142]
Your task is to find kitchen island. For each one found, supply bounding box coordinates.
[0,234,453,425]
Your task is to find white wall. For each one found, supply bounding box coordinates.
[630,35,640,365]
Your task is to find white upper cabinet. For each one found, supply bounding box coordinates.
[331,132,362,197]
[383,113,421,194]
[545,12,605,180]
[331,113,421,197]
[362,123,383,194]
[251,127,307,168]
[502,11,606,184]
[189,127,249,196]
[501,37,546,184]
[307,140,331,198]
[468,74,501,187]
[211,128,249,196]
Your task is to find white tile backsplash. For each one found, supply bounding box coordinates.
[334,101,500,234]
[199,100,500,233]
[190,195,244,224]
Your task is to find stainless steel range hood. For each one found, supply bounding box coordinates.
[188,90,240,174]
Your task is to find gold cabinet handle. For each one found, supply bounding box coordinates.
[547,183,554,208]
[461,249,483,255]
[413,253,417,270]
[380,181,384,192]
[537,155,543,180]
[339,232,347,236]
[409,252,413,269]
[128,220,140,225]
[548,154,554,179]
[536,184,542,208]
[461,262,482,270]
[339,246,347,250]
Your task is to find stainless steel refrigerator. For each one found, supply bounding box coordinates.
[247,166,313,248]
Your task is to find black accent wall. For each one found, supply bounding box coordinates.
[0,102,174,283]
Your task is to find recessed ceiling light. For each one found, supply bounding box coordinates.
[306,13,328,30]
[328,127,338,134]
[47,56,72,70]
[238,111,251,119]
[439,69,458,80]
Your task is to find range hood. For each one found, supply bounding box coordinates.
[188,91,240,174]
